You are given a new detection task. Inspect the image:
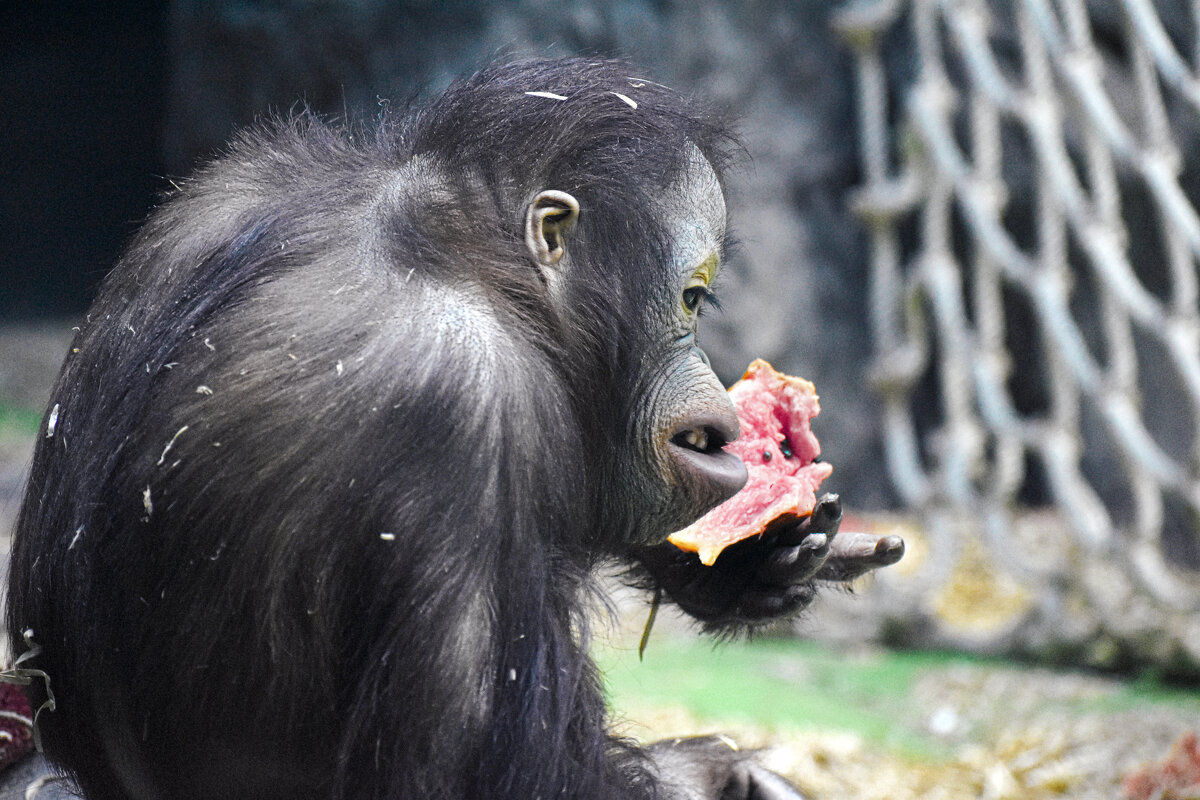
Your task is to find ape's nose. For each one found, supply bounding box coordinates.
[668,408,747,509]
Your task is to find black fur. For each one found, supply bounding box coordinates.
[7,58,812,800]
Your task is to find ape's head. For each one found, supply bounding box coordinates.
[416,59,748,546]
[522,144,746,543]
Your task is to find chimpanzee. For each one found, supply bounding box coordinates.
[6,58,901,800]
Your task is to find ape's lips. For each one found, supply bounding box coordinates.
[668,359,833,566]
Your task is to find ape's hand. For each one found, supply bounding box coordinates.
[635,494,903,630]
[647,736,807,800]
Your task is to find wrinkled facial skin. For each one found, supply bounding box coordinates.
[624,149,748,544]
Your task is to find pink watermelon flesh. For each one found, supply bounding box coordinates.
[668,359,833,566]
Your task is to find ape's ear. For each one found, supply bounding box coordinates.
[524,190,579,270]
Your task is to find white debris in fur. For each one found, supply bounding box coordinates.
[380,532,396,541]
[625,76,670,89]
[524,91,567,101]
[46,404,59,438]
[157,426,189,466]
[610,91,638,109]
[196,385,214,395]
[142,487,153,517]
[714,734,739,751]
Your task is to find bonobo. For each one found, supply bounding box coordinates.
[7,58,899,800]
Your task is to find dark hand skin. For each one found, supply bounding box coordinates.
[635,494,905,629]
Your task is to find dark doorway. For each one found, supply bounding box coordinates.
[1,1,169,319]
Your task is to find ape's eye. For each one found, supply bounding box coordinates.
[682,254,720,316]
[682,285,713,315]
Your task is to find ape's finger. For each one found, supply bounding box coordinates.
[755,533,828,585]
[735,583,815,620]
[777,493,842,546]
[808,493,843,536]
[817,532,905,582]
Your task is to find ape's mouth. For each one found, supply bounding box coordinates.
[671,426,729,455]
[667,360,832,565]
[667,418,747,510]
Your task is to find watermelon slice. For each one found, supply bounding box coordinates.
[668,359,833,566]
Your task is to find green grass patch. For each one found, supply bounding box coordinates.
[596,632,1200,763]
[595,634,966,760]
[1076,668,1200,715]
[0,405,41,439]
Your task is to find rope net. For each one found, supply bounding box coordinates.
[836,0,1200,629]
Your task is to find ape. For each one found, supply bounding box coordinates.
[7,58,898,800]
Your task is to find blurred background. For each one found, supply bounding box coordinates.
[3,1,1200,796]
